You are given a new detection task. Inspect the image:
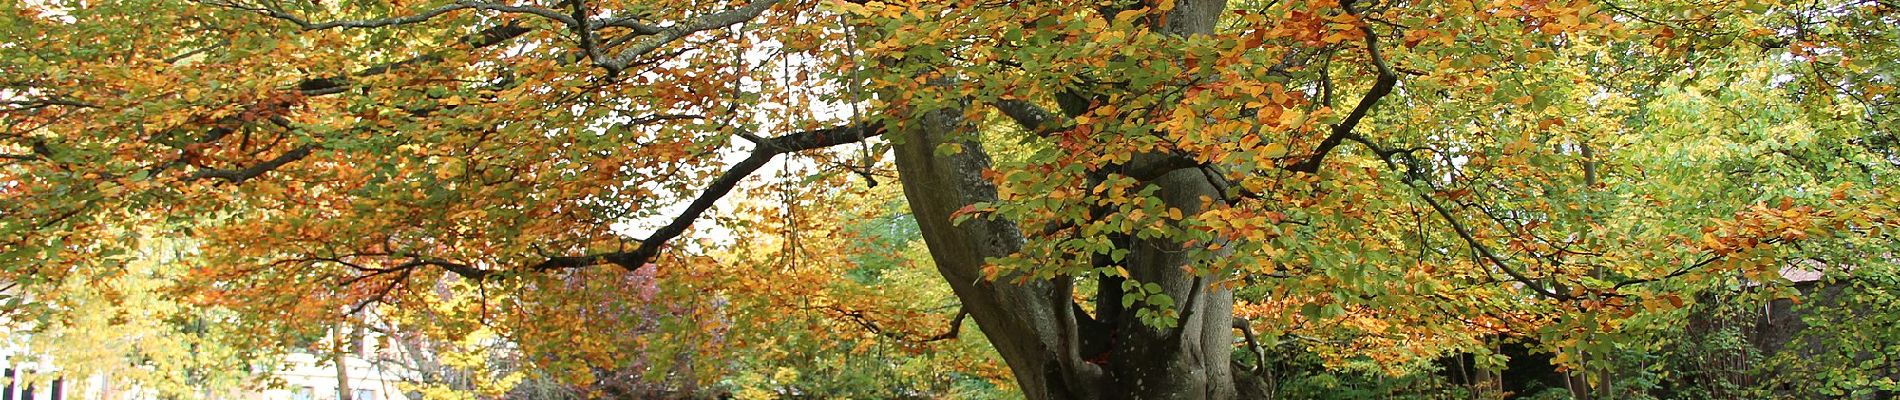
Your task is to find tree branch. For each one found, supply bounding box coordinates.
[594,0,782,73]
[1050,274,1105,387]
[187,143,317,183]
[1342,132,1570,300]
[298,123,883,285]
[1288,5,1398,174]
[446,123,887,279]
[1233,318,1269,373]
[1414,186,1569,300]
[208,0,573,31]
[1170,275,1207,339]
[823,304,970,344]
[994,99,1068,135]
[297,22,532,96]
[134,23,529,180]
[1612,242,1777,290]
[923,307,970,342]
[1,98,99,111]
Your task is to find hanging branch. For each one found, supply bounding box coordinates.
[840,12,879,187]
[1288,1,1398,174]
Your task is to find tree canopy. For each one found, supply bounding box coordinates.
[2,0,1896,398]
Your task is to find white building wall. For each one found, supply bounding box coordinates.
[3,328,413,400]
[255,351,409,400]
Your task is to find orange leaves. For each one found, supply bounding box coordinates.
[1266,10,1332,46]
[949,204,983,223]
[1401,24,1456,49]
[236,90,307,123]
[1192,207,1286,243]
[1237,292,1514,373]
[1638,293,1688,313]
[1692,198,1831,257]
[1317,14,1367,45]
[2,0,1892,394]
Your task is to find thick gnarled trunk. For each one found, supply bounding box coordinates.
[893,110,1238,400]
[890,2,1239,399]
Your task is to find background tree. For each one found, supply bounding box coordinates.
[2,230,266,399]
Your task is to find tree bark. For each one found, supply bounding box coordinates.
[893,105,1084,399]
[334,323,356,400]
[891,2,1238,398]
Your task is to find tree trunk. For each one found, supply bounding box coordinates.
[334,323,355,400]
[891,3,1238,398]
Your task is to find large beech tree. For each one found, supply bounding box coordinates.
[3,0,1896,398]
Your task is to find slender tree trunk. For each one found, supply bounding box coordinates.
[891,2,1239,398]
[334,323,354,400]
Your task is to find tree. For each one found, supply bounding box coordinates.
[2,0,1895,399]
[2,231,266,399]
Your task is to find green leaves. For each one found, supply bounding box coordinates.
[4,0,1897,395]
[1117,279,1182,328]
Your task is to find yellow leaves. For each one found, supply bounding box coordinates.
[1237,132,1261,150]
[1501,133,1534,154]
[403,324,547,397]
[1112,8,1148,25]
[250,180,286,198]
[1642,293,1686,313]
[1168,102,1199,121]
[1554,12,1583,32]
[736,386,781,400]
[405,384,477,400]
[1469,54,1496,67]
[1085,13,1109,34]
[1319,29,1361,45]
[1309,10,1367,44]
[771,367,801,384]
[1262,142,1289,159]
[1277,107,1307,128]
[430,156,464,180]
[831,0,873,16]
[1830,182,1853,201]
[1235,81,1269,102]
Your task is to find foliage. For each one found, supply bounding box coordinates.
[2,231,270,399]
[349,165,1009,398]
[706,169,1012,399]
[3,0,1897,396]
[1759,270,1900,397]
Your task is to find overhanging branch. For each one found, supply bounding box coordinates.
[1288,4,1398,174]
[188,143,317,183]
[593,0,782,73]
[1338,132,1570,300]
[434,123,888,279]
[1414,185,1570,300]
[994,99,1068,136]
[205,0,574,31]
[823,304,970,344]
